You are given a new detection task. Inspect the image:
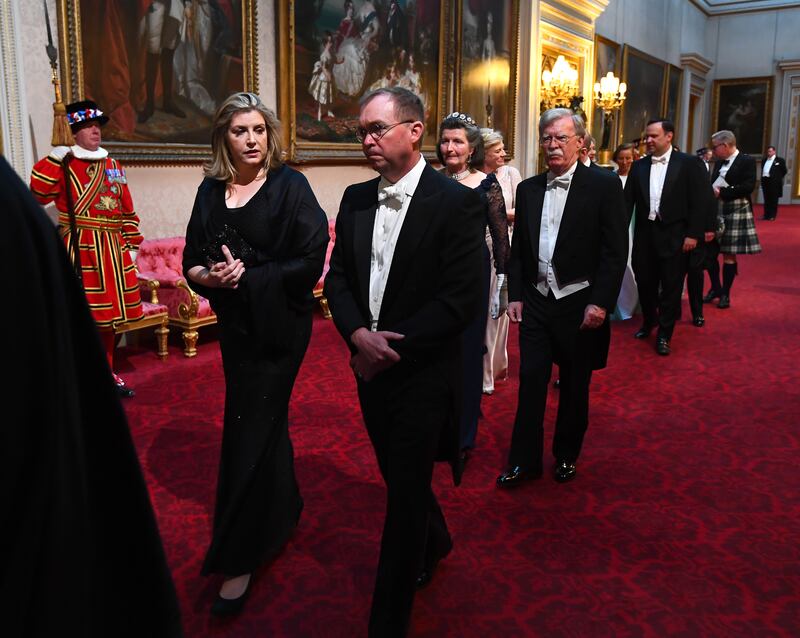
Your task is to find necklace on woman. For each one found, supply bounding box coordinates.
[448,168,471,181]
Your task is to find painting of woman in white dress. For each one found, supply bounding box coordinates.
[290,0,447,153]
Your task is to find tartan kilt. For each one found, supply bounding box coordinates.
[718,198,761,254]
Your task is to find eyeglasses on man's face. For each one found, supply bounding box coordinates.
[356,120,415,143]
[540,134,577,146]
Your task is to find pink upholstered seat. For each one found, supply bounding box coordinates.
[114,291,169,360]
[137,237,217,357]
[313,218,336,319]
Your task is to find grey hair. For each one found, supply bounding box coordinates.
[582,133,596,150]
[538,108,586,139]
[711,129,736,146]
[481,128,504,149]
[204,92,283,182]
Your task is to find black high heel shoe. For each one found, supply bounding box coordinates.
[211,575,251,616]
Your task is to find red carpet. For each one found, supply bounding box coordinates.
[120,205,800,636]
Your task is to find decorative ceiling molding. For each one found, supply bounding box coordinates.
[544,0,610,21]
[689,0,800,16]
[540,0,609,40]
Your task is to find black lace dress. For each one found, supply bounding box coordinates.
[183,164,328,576]
[460,172,509,450]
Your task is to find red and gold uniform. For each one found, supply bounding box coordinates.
[30,145,143,328]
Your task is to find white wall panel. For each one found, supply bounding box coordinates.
[713,12,776,78]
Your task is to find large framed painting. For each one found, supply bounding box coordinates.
[620,45,666,146]
[664,64,682,127]
[58,0,258,164]
[454,0,520,158]
[712,76,773,156]
[278,0,450,163]
[592,35,621,151]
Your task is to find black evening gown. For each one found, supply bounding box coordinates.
[1,156,182,637]
[459,173,509,451]
[183,164,328,576]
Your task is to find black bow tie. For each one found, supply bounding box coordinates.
[721,160,730,166]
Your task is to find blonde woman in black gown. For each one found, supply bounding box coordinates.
[183,92,328,615]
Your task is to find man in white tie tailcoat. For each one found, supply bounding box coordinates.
[496,108,627,487]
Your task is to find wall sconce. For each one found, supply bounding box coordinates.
[593,71,627,163]
[540,55,580,110]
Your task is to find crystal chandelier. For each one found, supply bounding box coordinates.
[540,55,580,110]
[593,72,627,111]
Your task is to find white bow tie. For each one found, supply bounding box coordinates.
[378,184,407,205]
[651,156,668,165]
[547,175,571,190]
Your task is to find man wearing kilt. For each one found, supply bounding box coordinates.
[30,100,144,397]
[708,130,762,309]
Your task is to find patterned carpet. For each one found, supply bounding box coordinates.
[120,205,800,637]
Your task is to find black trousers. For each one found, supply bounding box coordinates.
[358,363,453,638]
[761,176,781,219]
[459,245,491,450]
[633,232,688,340]
[507,286,595,469]
[685,243,707,320]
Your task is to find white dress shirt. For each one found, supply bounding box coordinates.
[368,155,426,329]
[718,149,739,179]
[762,155,775,177]
[648,147,672,220]
[535,161,589,299]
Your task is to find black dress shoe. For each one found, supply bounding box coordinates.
[702,290,720,303]
[656,337,671,356]
[717,294,730,309]
[692,316,705,327]
[455,449,469,476]
[116,383,136,398]
[553,460,576,483]
[496,465,542,488]
[633,325,655,339]
[211,580,251,616]
[416,541,453,589]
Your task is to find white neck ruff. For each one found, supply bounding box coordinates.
[71,145,108,160]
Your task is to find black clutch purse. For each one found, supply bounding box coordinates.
[201,224,257,267]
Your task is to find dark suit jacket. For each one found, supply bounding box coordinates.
[711,152,756,203]
[762,156,787,183]
[324,162,484,362]
[508,161,628,368]
[323,162,485,477]
[626,151,711,259]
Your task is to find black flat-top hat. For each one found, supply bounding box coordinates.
[66,99,109,131]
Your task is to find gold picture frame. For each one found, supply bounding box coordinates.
[454,0,520,158]
[620,45,667,147]
[711,76,773,157]
[58,0,258,165]
[277,0,451,163]
[592,35,621,152]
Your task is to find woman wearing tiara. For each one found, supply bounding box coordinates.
[437,112,510,468]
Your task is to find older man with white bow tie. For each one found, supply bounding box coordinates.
[624,118,713,355]
[496,108,628,488]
